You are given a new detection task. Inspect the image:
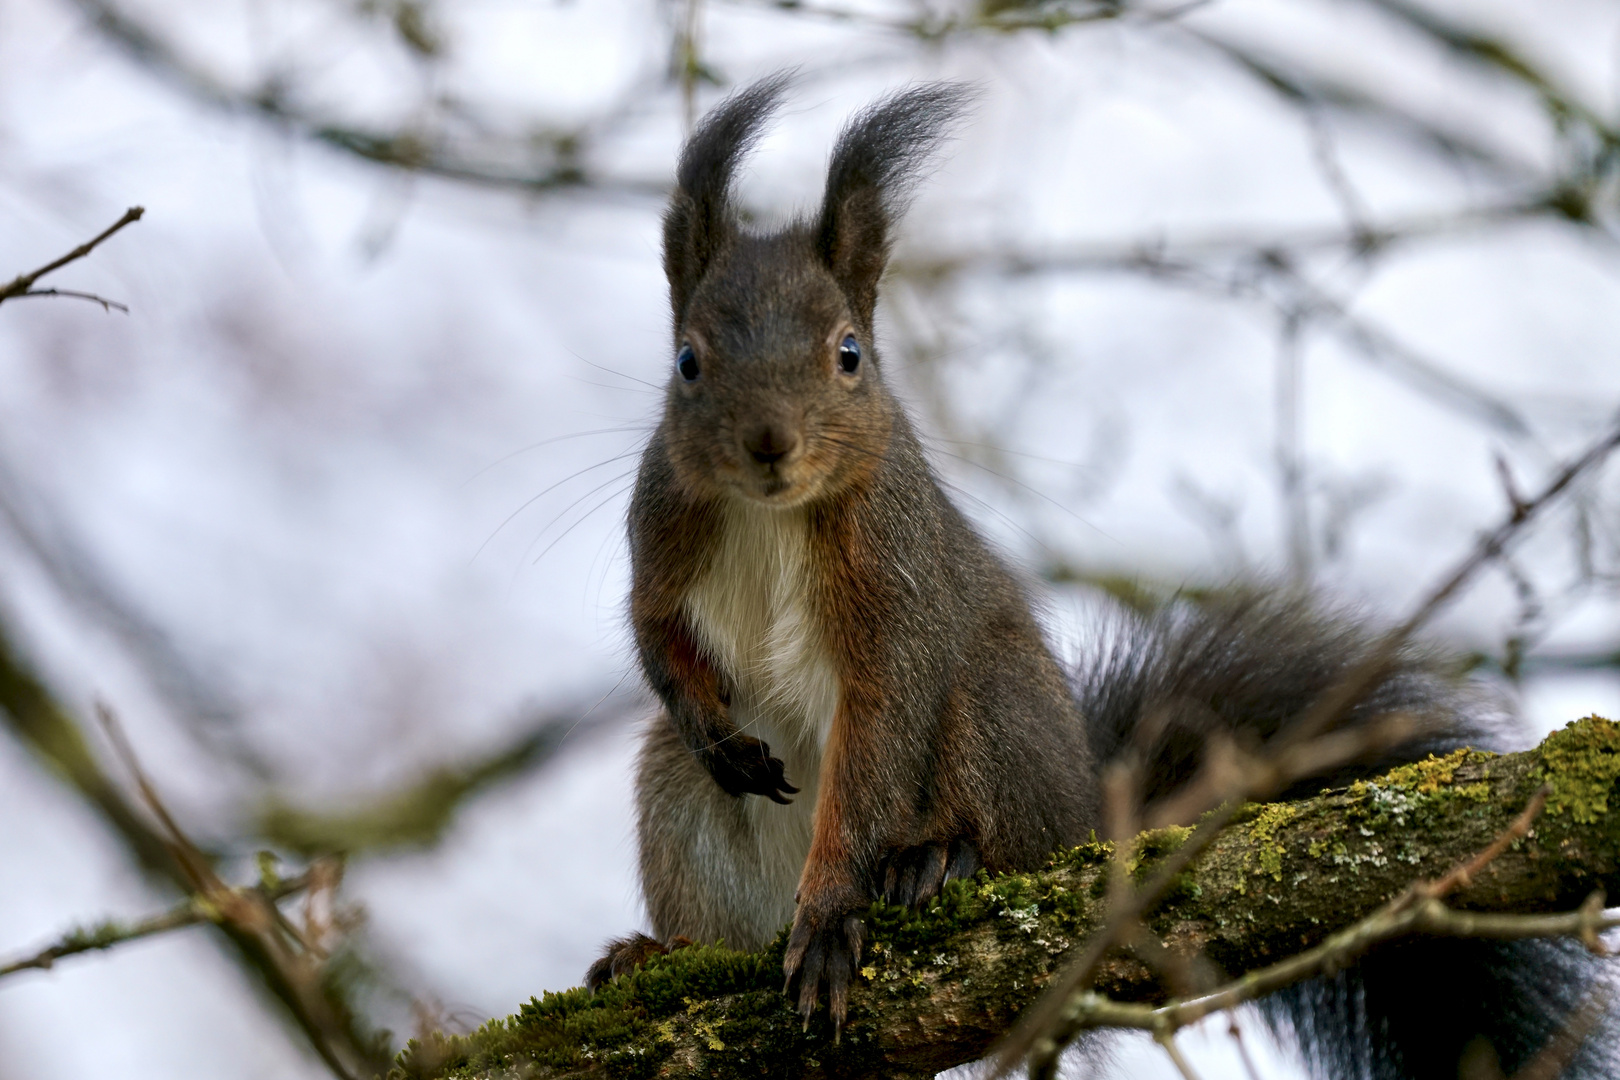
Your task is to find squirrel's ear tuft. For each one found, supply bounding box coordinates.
[816,83,974,323]
[663,72,794,326]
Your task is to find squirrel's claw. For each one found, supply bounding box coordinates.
[783,907,864,1040]
[878,838,981,907]
[702,735,798,802]
[762,754,799,804]
[585,933,692,992]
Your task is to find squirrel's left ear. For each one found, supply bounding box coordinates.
[816,83,974,324]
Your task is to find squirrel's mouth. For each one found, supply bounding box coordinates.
[729,458,822,506]
[736,471,813,506]
[720,429,822,505]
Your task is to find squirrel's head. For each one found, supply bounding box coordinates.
[657,74,970,508]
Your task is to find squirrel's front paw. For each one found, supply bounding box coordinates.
[783,903,865,1037]
[876,838,981,907]
[701,734,799,803]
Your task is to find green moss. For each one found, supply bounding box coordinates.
[1534,715,1620,825]
[392,942,785,1079]
[1129,825,1193,870]
[1052,831,1114,871]
[1240,803,1299,881]
[1379,748,1476,793]
[60,919,128,951]
[397,724,1620,1079]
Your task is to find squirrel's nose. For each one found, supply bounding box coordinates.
[741,420,802,466]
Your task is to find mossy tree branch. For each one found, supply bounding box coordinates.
[398,715,1620,1080]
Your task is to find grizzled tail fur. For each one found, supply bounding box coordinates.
[1077,588,1612,1080]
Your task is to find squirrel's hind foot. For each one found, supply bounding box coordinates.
[585,932,693,992]
[876,838,981,908]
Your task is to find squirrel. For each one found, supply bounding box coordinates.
[586,75,1610,1079]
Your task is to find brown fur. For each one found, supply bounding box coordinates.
[611,77,1096,1034]
[587,77,1610,1078]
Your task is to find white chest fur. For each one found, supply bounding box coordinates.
[683,503,840,769]
[681,504,839,915]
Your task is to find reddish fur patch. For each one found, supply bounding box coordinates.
[793,484,913,905]
[659,616,727,716]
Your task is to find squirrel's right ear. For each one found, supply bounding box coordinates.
[663,73,793,326]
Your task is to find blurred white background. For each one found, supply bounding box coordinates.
[1,0,1619,1076]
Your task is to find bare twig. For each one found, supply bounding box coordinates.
[0,870,312,979]
[2,288,130,312]
[1423,785,1549,900]
[0,207,142,310]
[1186,29,1538,182]
[676,0,704,134]
[716,0,1206,36]
[1000,416,1620,1079]
[1046,898,1620,1038]
[94,704,386,1080]
[1496,453,1532,522]
[1157,1031,1205,1080]
[1279,416,1620,761]
[1510,986,1615,1080]
[1029,788,1602,1051]
[1144,710,1419,831]
[1227,1018,1268,1080]
[70,0,661,197]
[898,239,1537,439]
[1274,312,1310,583]
[1357,0,1620,151]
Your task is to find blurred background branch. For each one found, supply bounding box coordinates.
[2,1,1619,1077]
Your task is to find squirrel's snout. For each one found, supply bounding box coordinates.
[740,419,802,468]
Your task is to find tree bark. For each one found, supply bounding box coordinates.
[395,715,1620,1080]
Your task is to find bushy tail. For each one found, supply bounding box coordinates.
[1076,587,1610,1080]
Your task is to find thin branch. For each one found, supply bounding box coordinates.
[1000,415,1620,1079]
[1269,261,1533,439]
[1055,898,1620,1035]
[1510,986,1615,1080]
[890,202,1545,280]
[1043,787,1595,1043]
[69,0,662,198]
[897,237,1538,439]
[1157,1032,1205,1080]
[0,206,142,309]
[3,288,130,312]
[1227,1018,1268,1080]
[1357,0,1620,150]
[0,650,387,1080]
[0,870,312,979]
[676,0,704,134]
[1185,29,1538,183]
[1270,414,1620,767]
[96,703,388,1080]
[715,0,1206,36]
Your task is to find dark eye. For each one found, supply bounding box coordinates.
[838,335,861,375]
[676,343,700,382]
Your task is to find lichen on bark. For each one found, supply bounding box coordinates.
[394,716,1620,1080]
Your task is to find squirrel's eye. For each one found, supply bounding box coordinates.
[838,335,861,375]
[676,344,700,382]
